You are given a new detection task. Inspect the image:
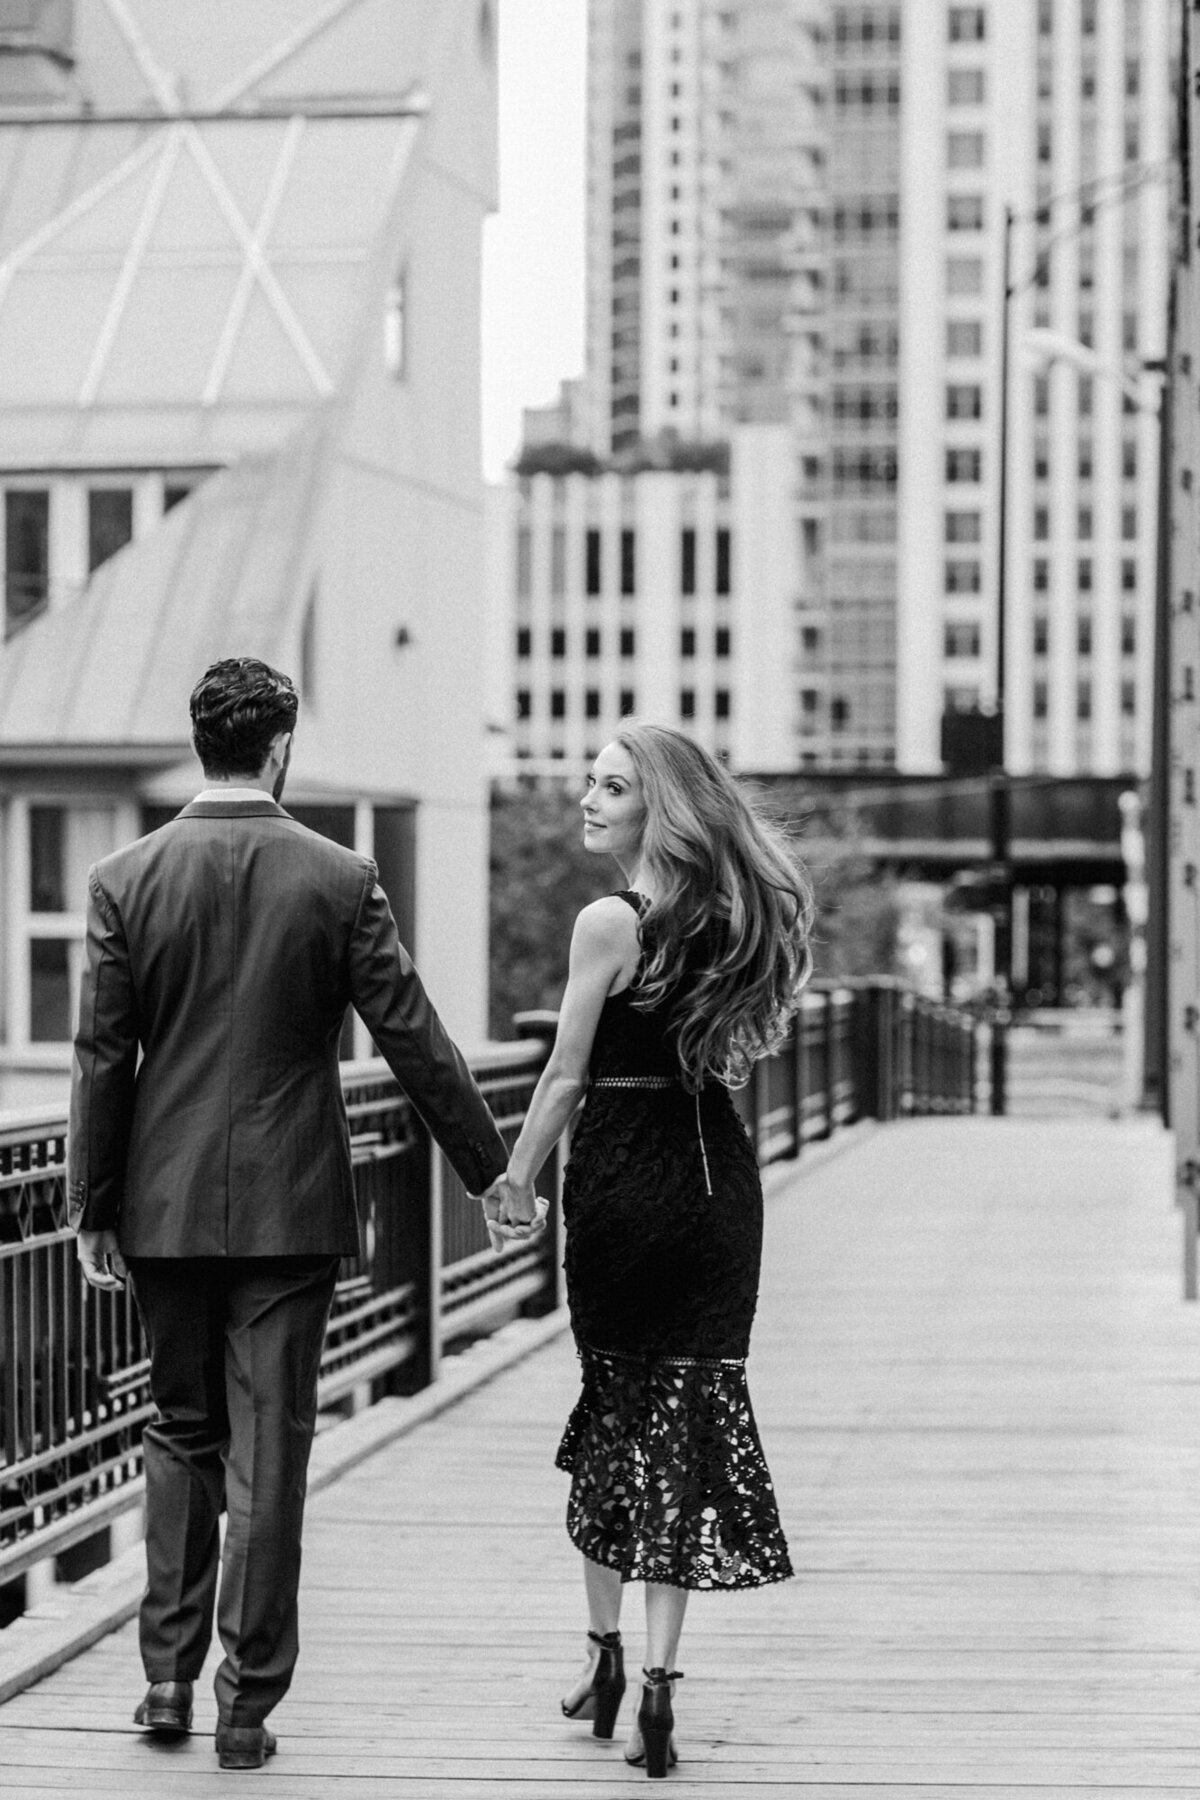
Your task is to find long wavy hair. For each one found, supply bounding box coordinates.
[613,722,813,1090]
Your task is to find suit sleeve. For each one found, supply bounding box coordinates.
[348,869,509,1194]
[66,870,139,1233]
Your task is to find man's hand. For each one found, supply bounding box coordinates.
[77,1228,128,1291]
[478,1174,549,1253]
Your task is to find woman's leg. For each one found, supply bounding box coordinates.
[562,1554,625,1715]
[643,1581,688,1672]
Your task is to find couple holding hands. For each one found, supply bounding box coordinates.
[70,656,810,1779]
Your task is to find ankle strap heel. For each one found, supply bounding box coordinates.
[562,1629,627,1740]
[638,1668,683,1778]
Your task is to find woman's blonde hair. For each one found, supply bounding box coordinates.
[613,721,812,1090]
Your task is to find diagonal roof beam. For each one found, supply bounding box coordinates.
[0,134,164,311]
[208,0,367,113]
[201,113,305,407]
[77,125,184,407]
[102,0,333,398]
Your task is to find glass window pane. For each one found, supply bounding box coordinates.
[5,488,49,631]
[88,488,134,573]
[29,805,65,911]
[30,938,70,1041]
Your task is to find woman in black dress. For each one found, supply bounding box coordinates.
[494,723,811,1778]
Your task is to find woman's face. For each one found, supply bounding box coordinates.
[581,742,645,863]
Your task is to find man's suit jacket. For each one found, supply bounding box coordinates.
[67,798,508,1257]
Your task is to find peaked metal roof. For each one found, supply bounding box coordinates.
[0,0,441,464]
[0,414,325,749]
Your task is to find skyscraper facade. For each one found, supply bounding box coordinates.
[896,0,1170,776]
[567,0,1170,777]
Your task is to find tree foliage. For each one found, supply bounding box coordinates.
[488,781,906,1038]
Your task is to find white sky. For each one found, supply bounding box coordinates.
[481,0,588,480]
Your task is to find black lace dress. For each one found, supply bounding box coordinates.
[555,892,792,1591]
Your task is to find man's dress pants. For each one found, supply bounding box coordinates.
[128,1256,339,1726]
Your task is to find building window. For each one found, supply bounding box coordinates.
[830,696,850,730]
[947,319,983,357]
[620,528,636,594]
[585,627,601,656]
[944,621,981,657]
[801,625,821,653]
[946,447,982,483]
[946,510,982,543]
[550,525,567,597]
[550,689,566,720]
[1121,559,1137,593]
[947,68,985,105]
[1033,506,1049,540]
[1078,438,1094,480]
[585,527,602,594]
[715,626,731,657]
[619,688,635,715]
[1034,376,1049,417]
[1033,558,1049,592]
[516,627,531,657]
[516,526,532,599]
[1122,506,1137,540]
[681,627,696,657]
[1077,681,1092,721]
[550,627,566,658]
[946,383,983,420]
[1077,615,1092,655]
[1077,558,1092,593]
[946,257,983,296]
[5,488,50,633]
[384,268,407,378]
[585,689,601,719]
[1121,680,1136,717]
[1123,440,1138,480]
[1033,680,1048,719]
[680,688,696,719]
[516,689,531,719]
[620,627,636,657]
[1033,615,1049,654]
[1121,614,1136,655]
[948,6,986,41]
[680,526,696,595]
[23,805,118,1043]
[947,130,985,169]
[947,194,985,233]
[714,690,731,720]
[715,528,731,595]
[945,559,982,593]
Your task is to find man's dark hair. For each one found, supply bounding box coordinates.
[190,658,299,778]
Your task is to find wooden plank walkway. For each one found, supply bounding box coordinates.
[1,1115,1198,1797]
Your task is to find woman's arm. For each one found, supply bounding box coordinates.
[500,897,639,1217]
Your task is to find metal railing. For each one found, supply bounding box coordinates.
[0,980,977,1592]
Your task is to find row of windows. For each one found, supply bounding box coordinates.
[1032,505,1138,541]
[4,478,201,634]
[515,627,732,660]
[1032,681,1137,720]
[1031,614,1139,656]
[515,527,733,600]
[1032,557,1140,593]
[832,7,901,50]
[516,688,731,722]
[948,615,1140,660]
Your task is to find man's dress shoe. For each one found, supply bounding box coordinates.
[133,1680,193,1734]
[215,1723,278,1770]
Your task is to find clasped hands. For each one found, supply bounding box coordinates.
[478,1172,549,1254]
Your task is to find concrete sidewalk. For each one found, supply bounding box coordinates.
[1,1116,1195,1798]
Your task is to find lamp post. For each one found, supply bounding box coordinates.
[987,204,1016,1115]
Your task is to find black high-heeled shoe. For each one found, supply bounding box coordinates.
[627,1666,683,1778]
[561,1629,626,1739]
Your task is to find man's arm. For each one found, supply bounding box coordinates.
[67,871,139,1258]
[347,872,508,1194]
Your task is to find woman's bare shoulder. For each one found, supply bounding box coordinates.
[571,894,641,953]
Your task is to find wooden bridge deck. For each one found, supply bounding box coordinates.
[1,1115,1197,1798]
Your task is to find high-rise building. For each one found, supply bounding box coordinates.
[897,0,1170,777]
[503,0,1171,781]
[585,0,827,455]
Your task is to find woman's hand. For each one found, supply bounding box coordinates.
[479,1173,548,1253]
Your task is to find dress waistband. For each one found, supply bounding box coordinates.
[590,1076,679,1089]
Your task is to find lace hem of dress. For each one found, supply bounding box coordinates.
[555,1343,793,1592]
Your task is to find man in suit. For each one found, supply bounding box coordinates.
[68,657,522,1770]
